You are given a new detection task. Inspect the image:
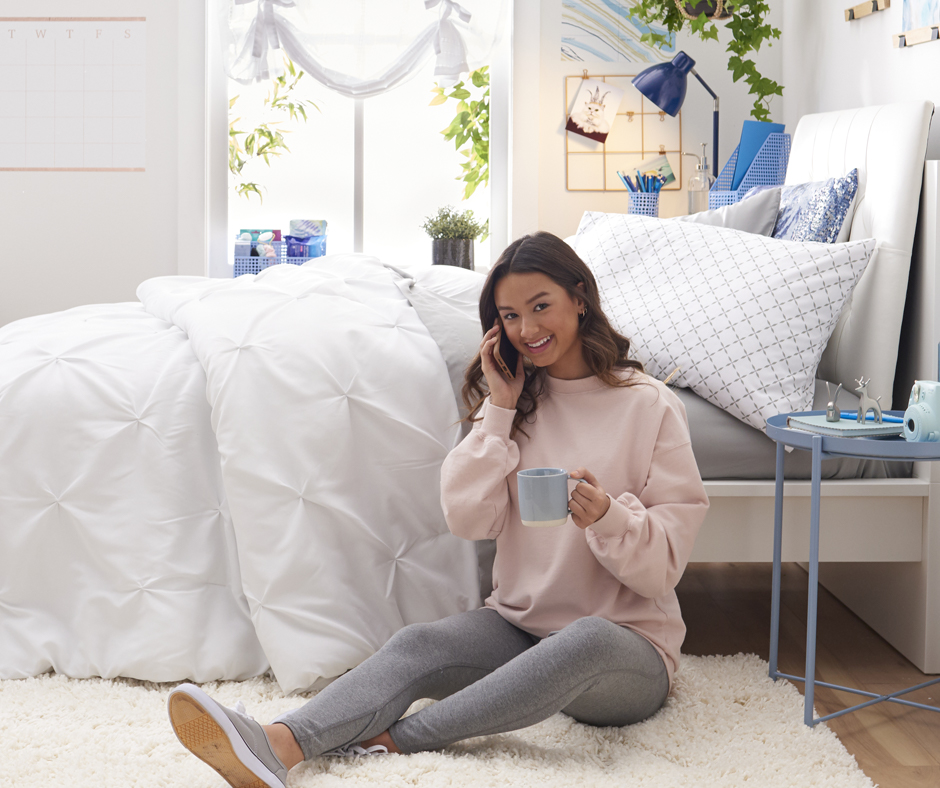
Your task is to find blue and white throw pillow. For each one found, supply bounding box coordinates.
[771,168,859,243]
[573,211,876,431]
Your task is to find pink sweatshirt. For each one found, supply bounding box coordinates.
[440,370,709,687]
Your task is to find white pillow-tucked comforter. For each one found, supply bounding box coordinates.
[0,254,481,693]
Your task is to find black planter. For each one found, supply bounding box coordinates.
[432,238,474,271]
[678,1,730,19]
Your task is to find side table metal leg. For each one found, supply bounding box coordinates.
[804,435,823,727]
[770,440,785,680]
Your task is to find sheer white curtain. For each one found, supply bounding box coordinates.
[219,0,505,94]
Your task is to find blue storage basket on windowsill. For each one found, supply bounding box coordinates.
[233,237,327,278]
[708,132,791,210]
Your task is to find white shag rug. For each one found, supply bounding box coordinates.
[0,653,875,788]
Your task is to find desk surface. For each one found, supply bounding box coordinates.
[766,411,940,461]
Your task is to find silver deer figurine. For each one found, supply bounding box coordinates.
[825,382,843,422]
[855,377,882,424]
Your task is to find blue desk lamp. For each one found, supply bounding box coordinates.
[632,51,719,178]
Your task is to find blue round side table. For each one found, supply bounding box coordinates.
[765,411,940,727]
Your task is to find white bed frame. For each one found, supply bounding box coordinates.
[688,102,939,674]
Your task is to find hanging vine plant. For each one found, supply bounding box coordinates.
[430,65,490,241]
[631,0,782,123]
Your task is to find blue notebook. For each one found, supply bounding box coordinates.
[731,120,785,191]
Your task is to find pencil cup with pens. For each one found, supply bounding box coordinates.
[619,170,665,218]
[628,192,660,217]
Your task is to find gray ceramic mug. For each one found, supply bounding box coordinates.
[517,467,585,527]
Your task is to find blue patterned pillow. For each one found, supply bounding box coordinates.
[770,168,859,243]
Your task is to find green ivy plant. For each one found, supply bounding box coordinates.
[631,0,782,123]
[229,57,319,203]
[430,66,490,240]
[421,206,484,240]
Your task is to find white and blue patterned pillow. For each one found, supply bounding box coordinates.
[770,168,859,243]
[574,211,876,431]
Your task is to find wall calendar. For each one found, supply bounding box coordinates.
[0,18,146,171]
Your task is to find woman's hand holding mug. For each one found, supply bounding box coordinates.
[480,320,524,410]
[567,468,611,529]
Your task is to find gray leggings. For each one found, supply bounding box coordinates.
[274,607,669,758]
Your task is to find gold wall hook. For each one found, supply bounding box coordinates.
[659,111,666,122]
[626,111,634,122]
[659,144,666,155]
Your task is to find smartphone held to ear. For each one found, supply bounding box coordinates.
[492,326,519,379]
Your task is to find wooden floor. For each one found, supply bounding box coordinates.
[677,563,940,788]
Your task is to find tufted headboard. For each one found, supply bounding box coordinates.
[786,100,933,407]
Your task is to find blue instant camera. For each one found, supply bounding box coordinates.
[903,380,940,442]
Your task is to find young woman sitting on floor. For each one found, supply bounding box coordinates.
[166,231,709,788]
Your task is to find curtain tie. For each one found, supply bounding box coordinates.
[425,0,472,25]
[426,0,471,82]
[233,0,295,67]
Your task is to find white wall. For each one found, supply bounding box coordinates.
[509,0,783,243]
[782,0,940,159]
[0,0,210,327]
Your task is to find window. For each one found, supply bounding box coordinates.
[227,59,491,273]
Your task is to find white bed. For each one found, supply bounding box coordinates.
[1,100,936,689]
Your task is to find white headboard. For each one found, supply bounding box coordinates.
[786,100,933,407]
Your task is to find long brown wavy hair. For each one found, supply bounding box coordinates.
[460,231,646,440]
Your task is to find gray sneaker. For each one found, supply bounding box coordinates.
[167,683,288,788]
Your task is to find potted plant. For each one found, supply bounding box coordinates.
[632,0,782,122]
[421,206,484,270]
